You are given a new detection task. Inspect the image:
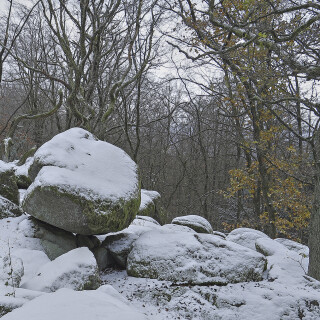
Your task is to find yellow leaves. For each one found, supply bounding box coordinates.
[227,168,256,198]
[287,145,296,152]
[225,153,311,240]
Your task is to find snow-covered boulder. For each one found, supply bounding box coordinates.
[226,227,269,251]
[172,215,213,234]
[2,287,149,320]
[255,237,308,281]
[131,215,160,227]
[0,162,19,205]
[127,230,266,285]
[0,254,24,288]
[275,238,309,256]
[20,247,100,292]
[161,223,195,233]
[0,196,23,219]
[102,219,162,269]
[22,128,141,235]
[139,189,160,218]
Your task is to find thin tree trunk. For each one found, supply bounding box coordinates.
[308,129,320,280]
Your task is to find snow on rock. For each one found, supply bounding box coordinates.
[255,237,308,282]
[12,249,50,284]
[139,190,160,211]
[275,238,309,256]
[103,266,320,320]
[0,285,44,317]
[131,215,160,227]
[127,230,266,285]
[0,216,43,262]
[172,215,213,234]
[101,220,161,269]
[1,287,149,320]
[161,223,195,233]
[102,221,197,269]
[139,190,160,218]
[0,196,23,219]
[0,161,14,173]
[22,128,141,235]
[20,247,100,292]
[213,231,227,239]
[226,227,269,251]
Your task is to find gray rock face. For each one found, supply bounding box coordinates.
[20,247,101,292]
[76,234,100,250]
[22,128,141,235]
[172,215,213,234]
[93,247,116,270]
[0,196,23,219]
[127,230,266,285]
[29,217,77,260]
[0,168,19,206]
[102,232,140,269]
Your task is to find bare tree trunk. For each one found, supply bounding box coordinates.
[308,129,320,279]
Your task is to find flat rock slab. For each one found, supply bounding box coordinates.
[22,128,140,235]
[127,230,266,285]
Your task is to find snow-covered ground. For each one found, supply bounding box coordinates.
[1,215,320,319]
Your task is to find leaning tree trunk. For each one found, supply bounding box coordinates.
[308,129,320,280]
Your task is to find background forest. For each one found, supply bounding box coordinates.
[1,0,320,275]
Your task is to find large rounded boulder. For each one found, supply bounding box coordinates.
[127,230,266,285]
[22,128,141,235]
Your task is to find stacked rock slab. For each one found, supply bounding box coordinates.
[29,217,77,260]
[22,128,141,235]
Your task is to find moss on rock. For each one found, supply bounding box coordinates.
[23,183,140,235]
[0,169,19,205]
